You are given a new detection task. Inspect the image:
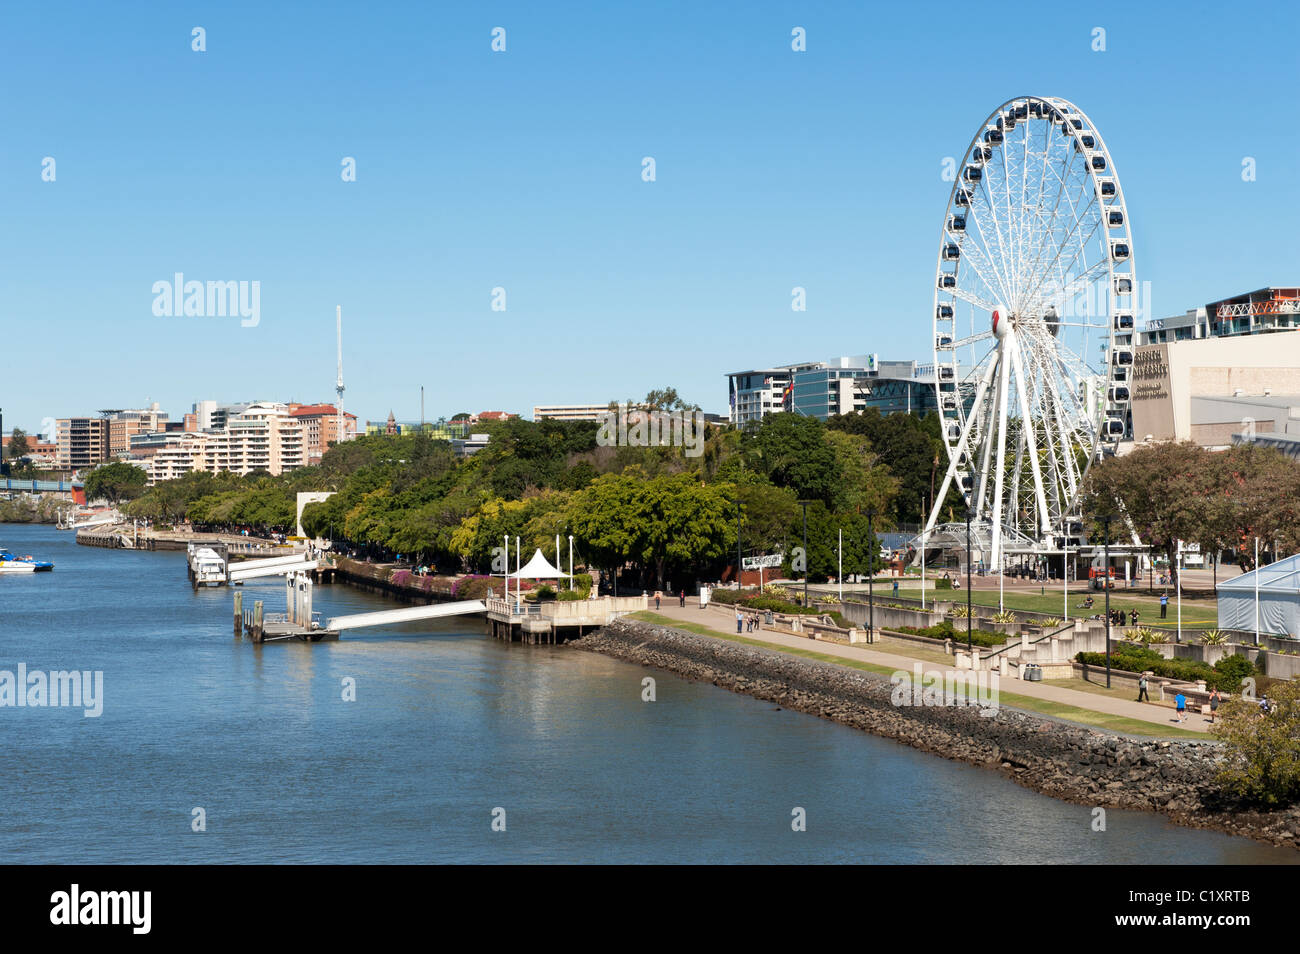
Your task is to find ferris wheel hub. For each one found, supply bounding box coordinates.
[991,306,1010,339]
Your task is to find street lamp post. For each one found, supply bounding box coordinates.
[735,497,742,595]
[1102,514,1113,689]
[965,508,973,653]
[1063,531,1069,623]
[1176,541,1183,644]
[866,508,876,640]
[837,528,843,603]
[799,500,810,608]
[1254,536,1260,646]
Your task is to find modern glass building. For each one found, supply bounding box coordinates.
[730,355,978,423]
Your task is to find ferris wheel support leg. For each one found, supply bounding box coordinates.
[990,333,1013,569]
[974,364,1000,517]
[924,357,1001,534]
[1009,336,1052,535]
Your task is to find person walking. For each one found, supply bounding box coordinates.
[1209,688,1221,724]
[1160,593,1168,619]
[1137,673,1149,703]
[679,589,685,608]
[892,579,899,598]
[1175,691,1187,723]
[654,591,661,611]
[736,609,743,634]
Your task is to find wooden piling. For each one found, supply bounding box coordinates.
[233,591,243,637]
[252,600,264,643]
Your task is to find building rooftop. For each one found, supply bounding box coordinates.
[289,404,356,418]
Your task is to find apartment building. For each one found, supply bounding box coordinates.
[146,432,210,484]
[56,418,110,470]
[289,403,357,464]
[201,403,306,477]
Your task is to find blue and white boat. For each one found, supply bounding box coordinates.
[0,548,54,572]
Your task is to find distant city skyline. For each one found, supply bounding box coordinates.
[3,1,1297,431]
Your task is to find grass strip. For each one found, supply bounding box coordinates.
[628,611,1207,739]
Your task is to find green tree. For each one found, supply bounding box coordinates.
[1082,441,1213,576]
[1211,679,1300,806]
[84,460,148,505]
[632,474,734,588]
[745,413,839,504]
[824,428,900,516]
[736,481,798,557]
[828,409,951,524]
[6,428,31,461]
[1211,443,1300,570]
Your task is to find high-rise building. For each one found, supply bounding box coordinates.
[201,403,305,476]
[145,432,210,484]
[192,400,218,431]
[56,418,110,471]
[106,404,169,456]
[289,404,358,464]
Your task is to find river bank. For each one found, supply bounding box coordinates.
[572,618,1300,850]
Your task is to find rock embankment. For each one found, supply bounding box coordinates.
[572,619,1300,850]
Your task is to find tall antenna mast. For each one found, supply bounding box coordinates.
[335,305,345,444]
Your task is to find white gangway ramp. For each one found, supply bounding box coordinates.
[326,600,487,632]
[228,558,319,582]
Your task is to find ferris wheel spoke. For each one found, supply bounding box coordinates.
[1023,168,1099,307]
[957,234,1010,306]
[950,286,999,315]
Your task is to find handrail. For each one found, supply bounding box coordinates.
[980,621,1077,660]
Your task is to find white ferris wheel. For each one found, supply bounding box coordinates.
[923,96,1136,567]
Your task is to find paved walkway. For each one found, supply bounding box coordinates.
[642,599,1212,734]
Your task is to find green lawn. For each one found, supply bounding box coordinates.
[888,585,1218,627]
[628,611,1207,738]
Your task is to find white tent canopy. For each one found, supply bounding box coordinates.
[1217,553,1300,636]
[508,548,567,579]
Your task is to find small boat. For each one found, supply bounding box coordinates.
[0,548,54,572]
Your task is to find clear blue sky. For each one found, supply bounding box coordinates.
[2,0,1296,434]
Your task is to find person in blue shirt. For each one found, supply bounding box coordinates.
[1175,692,1187,723]
[1160,593,1169,618]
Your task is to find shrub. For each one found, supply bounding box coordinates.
[951,605,971,619]
[532,585,557,601]
[1075,644,1246,691]
[896,619,1006,648]
[991,610,1017,624]
[453,575,498,601]
[1133,627,1168,644]
[1201,629,1229,645]
[1038,617,1062,628]
[390,569,412,587]
[1213,654,1255,687]
[935,576,956,590]
[1211,679,1300,806]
